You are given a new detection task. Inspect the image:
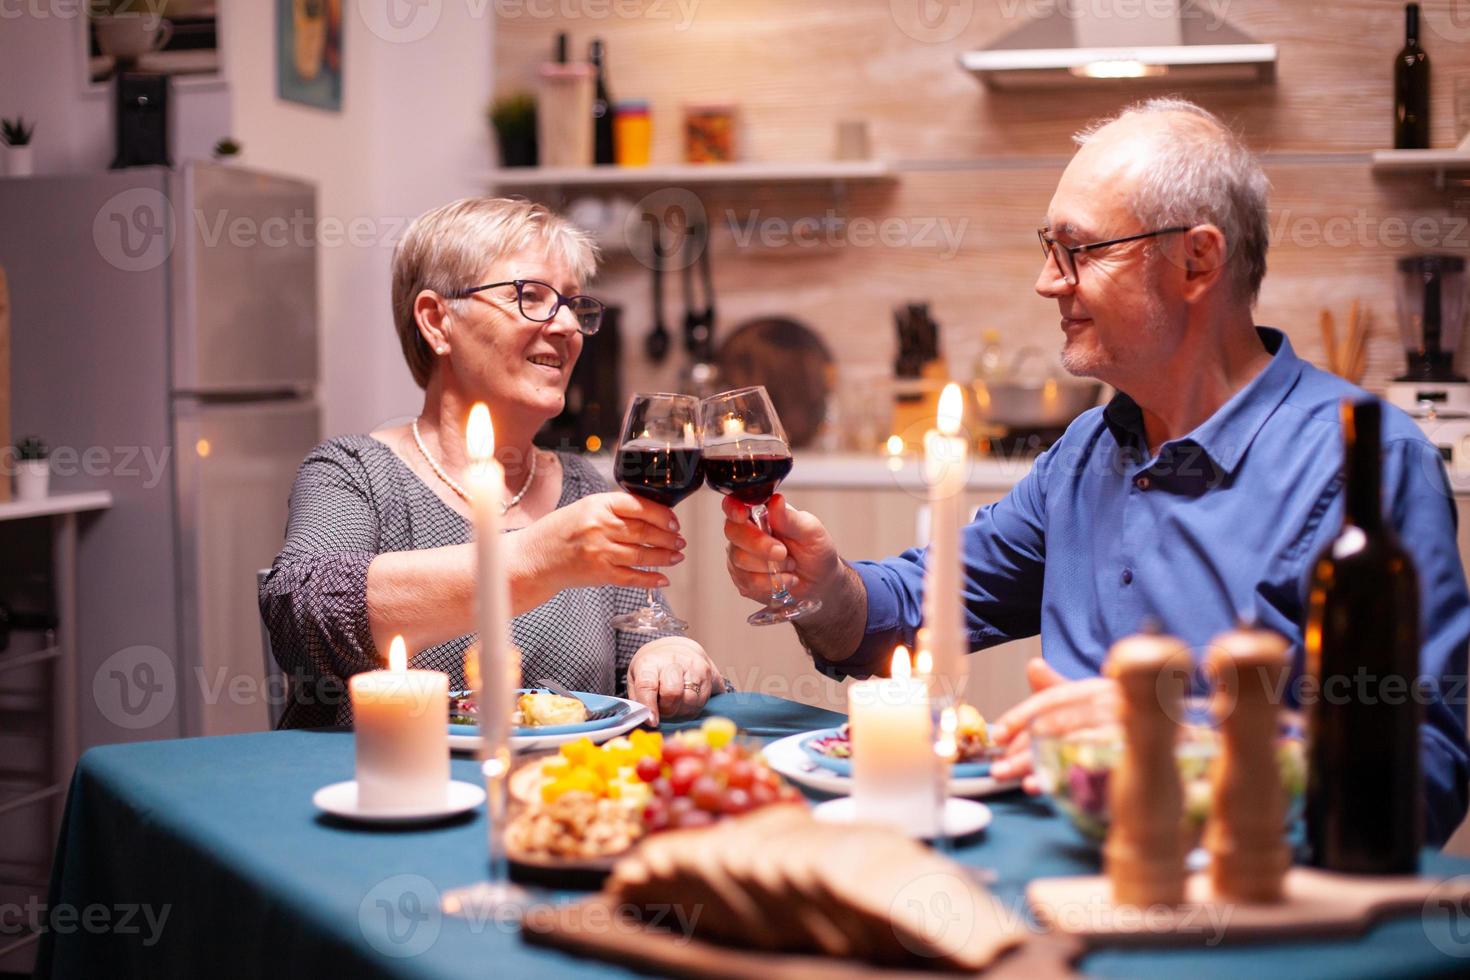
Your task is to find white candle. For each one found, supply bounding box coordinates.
[350,636,450,811]
[464,404,514,777]
[848,647,939,835]
[922,383,969,706]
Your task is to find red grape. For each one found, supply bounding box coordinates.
[749,782,776,806]
[690,775,723,812]
[635,756,662,783]
[670,758,703,795]
[642,800,669,832]
[721,787,753,815]
[650,776,673,800]
[669,795,696,819]
[662,740,687,764]
[725,760,755,790]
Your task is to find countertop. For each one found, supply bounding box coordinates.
[587,451,1470,496]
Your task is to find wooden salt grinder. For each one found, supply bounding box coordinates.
[1205,626,1291,903]
[1104,628,1192,907]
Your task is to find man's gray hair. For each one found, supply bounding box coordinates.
[1075,98,1269,304]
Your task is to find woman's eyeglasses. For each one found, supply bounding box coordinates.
[453,279,606,335]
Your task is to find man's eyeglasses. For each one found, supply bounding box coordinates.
[1037,226,1191,285]
[453,279,606,336]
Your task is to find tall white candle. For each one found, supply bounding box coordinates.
[848,647,939,835]
[465,404,514,777]
[921,383,969,706]
[350,635,449,811]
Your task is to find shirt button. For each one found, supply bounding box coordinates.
[1134,476,1151,490]
[1121,568,1134,585]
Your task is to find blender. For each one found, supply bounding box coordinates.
[1385,254,1470,471]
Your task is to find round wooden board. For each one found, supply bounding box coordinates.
[715,316,834,448]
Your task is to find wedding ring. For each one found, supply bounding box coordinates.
[684,681,703,694]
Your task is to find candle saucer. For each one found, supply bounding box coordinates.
[811,797,992,840]
[312,780,486,825]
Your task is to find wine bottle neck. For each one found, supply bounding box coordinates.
[1406,4,1420,45]
[1343,400,1384,530]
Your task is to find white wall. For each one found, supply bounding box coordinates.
[222,0,494,436]
[0,6,229,173]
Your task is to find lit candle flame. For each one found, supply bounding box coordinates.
[725,415,745,438]
[466,402,494,472]
[935,706,959,760]
[388,635,407,672]
[937,383,963,437]
[886,434,905,456]
[915,648,933,677]
[891,645,912,682]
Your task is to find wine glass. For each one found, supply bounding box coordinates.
[610,392,704,634]
[700,386,822,626]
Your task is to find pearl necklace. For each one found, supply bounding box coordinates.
[411,418,537,514]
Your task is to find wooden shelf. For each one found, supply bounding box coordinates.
[1370,149,1470,189]
[0,490,112,523]
[485,160,895,189]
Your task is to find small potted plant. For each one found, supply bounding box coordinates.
[14,436,50,502]
[212,137,243,164]
[2,116,35,178]
[488,93,538,168]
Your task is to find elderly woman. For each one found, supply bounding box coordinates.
[260,197,724,728]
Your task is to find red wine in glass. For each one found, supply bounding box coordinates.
[615,445,705,508]
[610,393,702,635]
[699,386,822,626]
[701,452,793,506]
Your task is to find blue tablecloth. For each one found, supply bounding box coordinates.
[35,692,1470,978]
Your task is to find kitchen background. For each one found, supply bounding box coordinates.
[2,5,1470,938]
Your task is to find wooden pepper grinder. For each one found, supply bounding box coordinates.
[1204,625,1291,903]
[1104,625,1191,907]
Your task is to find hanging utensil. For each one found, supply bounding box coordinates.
[642,212,670,364]
[679,221,720,396]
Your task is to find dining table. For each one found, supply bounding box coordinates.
[35,692,1470,978]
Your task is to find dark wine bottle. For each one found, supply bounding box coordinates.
[1394,3,1430,149]
[1304,399,1423,874]
[589,39,615,165]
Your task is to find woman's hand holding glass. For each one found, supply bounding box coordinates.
[506,491,685,607]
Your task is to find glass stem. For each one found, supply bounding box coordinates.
[644,586,659,612]
[752,503,792,606]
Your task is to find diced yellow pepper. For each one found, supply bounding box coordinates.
[702,716,737,749]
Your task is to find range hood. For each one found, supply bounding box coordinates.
[960,0,1276,89]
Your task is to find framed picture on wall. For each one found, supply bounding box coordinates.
[276,0,343,111]
[83,1,222,90]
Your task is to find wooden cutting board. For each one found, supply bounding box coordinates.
[0,265,10,504]
[1027,868,1470,946]
[521,893,1082,978]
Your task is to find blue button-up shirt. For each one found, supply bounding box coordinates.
[837,328,1470,844]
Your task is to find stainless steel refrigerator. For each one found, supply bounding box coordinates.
[0,162,320,742]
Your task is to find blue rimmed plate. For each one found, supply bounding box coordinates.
[799,727,996,779]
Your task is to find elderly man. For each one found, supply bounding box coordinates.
[721,98,1470,844]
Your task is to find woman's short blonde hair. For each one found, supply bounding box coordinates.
[391,197,599,388]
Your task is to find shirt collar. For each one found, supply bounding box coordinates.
[1102,327,1304,475]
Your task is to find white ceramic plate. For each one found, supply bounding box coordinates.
[812,796,993,839]
[762,732,1022,799]
[448,698,652,753]
[313,779,486,825]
